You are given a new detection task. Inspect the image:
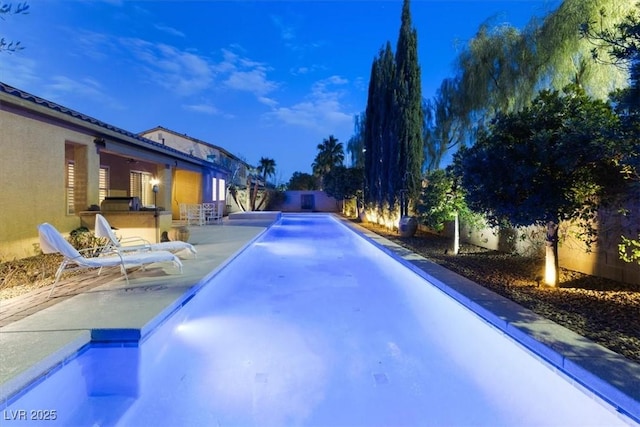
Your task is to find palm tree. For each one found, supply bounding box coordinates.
[251,157,276,210]
[312,135,344,187]
[257,157,276,185]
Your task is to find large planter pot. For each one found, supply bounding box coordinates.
[169,226,191,243]
[398,216,418,237]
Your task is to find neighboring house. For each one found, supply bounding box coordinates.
[0,82,228,260]
[139,125,251,188]
[140,126,265,214]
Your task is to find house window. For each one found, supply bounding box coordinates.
[99,166,109,204]
[130,171,153,206]
[218,178,226,201]
[211,178,226,202]
[66,161,75,215]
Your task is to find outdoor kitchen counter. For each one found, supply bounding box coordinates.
[79,211,173,244]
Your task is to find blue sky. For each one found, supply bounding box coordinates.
[3,0,560,184]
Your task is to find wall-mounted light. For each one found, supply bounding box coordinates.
[150,178,160,194]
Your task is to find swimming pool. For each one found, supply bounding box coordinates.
[3,214,638,426]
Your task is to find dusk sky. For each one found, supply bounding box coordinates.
[3,0,561,183]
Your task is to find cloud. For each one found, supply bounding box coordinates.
[271,15,295,42]
[154,24,186,38]
[264,75,353,135]
[125,38,213,96]
[289,64,325,76]
[65,31,279,106]
[45,76,124,110]
[270,14,324,54]
[72,29,116,61]
[258,96,279,107]
[183,103,220,115]
[1,55,39,89]
[217,48,280,98]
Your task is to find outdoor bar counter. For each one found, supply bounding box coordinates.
[79,210,173,244]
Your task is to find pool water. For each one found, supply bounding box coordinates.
[3,214,636,426]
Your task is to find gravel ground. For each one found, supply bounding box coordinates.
[358,222,640,364]
[0,254,66,300]
[1,228,639,364]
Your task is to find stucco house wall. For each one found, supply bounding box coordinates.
[0,108,101,259]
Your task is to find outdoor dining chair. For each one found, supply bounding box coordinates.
[38,223,183,298]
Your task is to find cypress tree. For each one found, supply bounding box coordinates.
[364,43,396,210]
[380,43,397,210]
[395,0,423,215]
[363,0,423,216]
[364,52,380,206]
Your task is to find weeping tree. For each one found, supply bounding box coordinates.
[444,0,633,155]
[346,113,366,169]
[536,0,633,100]
[0,2,29,53]
[457,21,540,119]
[423,78,467,172]
[455,85,630,286]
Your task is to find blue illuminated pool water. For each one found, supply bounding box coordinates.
[3,214,637,426]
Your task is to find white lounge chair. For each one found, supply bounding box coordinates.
[94,214,197,258]
[38,223,183,298]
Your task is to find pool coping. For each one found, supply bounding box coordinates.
[338,216,640,424]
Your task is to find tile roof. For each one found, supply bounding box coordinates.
[0,82,205,164]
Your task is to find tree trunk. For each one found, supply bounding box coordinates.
[229,187,246,212]
[450,211,460,255]
[249,177,259,211]
[544,221,560,286]
[255,190,269,211]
